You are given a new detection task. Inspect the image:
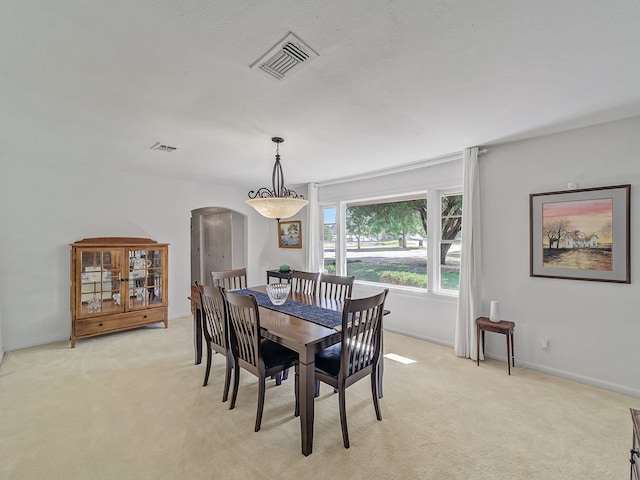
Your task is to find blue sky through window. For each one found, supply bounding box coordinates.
[324,207,336,224]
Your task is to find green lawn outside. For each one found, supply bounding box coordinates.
[325,259,460,290]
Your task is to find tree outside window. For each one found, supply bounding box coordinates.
[345,199,428,288]
[440,194,462,291]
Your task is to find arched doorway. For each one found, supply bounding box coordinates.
[190,207,246,285]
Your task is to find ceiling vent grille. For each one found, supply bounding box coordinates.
[250,32,319,81]
[149,142,177,152]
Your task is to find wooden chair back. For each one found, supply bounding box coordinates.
[196,282,228,352]
[211,268,247,290]
[339,289,388,381]
[224,290,262,375]
[292,270,320,295]
[318,273,355,301]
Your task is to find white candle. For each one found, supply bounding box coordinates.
[489,301,500,322]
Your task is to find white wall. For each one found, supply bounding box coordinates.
[0,159,272,351]
[480,115,640,396]
[0,296,4,364]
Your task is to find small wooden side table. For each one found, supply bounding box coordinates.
[266,269,293,284]
[476,317,516,375]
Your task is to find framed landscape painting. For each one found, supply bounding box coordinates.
[530,184,630,283]
[278,220,302,249]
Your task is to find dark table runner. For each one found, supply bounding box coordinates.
[233,289,343,329]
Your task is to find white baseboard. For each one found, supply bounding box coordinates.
[516,358,640,399]
[385,326,454,349]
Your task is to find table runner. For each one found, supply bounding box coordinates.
[233,289,343,329]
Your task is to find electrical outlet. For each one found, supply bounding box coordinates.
[541,338,549,349]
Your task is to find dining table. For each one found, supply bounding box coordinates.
[189,283,387,456]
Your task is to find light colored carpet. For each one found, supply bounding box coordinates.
[0,316,637,479]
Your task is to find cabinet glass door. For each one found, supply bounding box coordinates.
[127,249,164,309]
[79,249,123,316]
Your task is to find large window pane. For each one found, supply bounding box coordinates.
[440,194,462,291]
[323,207,336,274]
[345,198,427,289]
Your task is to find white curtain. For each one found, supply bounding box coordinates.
[306,183,322,272]
[454,147,483,360]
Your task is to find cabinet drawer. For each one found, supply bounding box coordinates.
[75,308,165,336]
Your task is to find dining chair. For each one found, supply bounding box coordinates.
[318,273,355,301]
[195,281,233,402]
[211,268,247,290]
[313,289,389,448]
[291,270,320,295]
[224,290,299,432]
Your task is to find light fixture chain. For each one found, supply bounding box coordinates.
[249,137,304,200]
[272,153,284,198]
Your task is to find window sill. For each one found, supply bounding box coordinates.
[354,280,458,302]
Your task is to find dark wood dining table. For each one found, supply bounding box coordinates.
[189,284,386,456]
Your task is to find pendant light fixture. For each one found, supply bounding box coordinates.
[246,137,309,219]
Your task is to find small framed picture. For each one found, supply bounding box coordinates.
[278,220,302,249]
[529,184,630,283]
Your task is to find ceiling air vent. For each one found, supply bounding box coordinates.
[250,32,319,81]
[149,142,177,153]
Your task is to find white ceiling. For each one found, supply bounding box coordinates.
[2,1,640,190]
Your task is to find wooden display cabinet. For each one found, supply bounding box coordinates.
[70,237,169,347]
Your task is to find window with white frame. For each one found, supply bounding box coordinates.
[439,193,462,292]
[345,196,429,288]
[326,190,462,294]
[322,206,337,274]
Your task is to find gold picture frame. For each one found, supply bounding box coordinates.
[278,220,302,249]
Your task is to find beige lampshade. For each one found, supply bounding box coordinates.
[246,197,309,219]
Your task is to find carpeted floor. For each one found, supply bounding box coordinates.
[0,316,637,479]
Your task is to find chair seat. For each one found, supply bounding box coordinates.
[261,339,298,369]
[315,343,341,377]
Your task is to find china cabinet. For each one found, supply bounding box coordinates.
[70,237,169,347]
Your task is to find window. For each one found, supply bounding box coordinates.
[323,206,337,274]
[331,190,462,294]
[346,196,428,289]
[439,193,462,292]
